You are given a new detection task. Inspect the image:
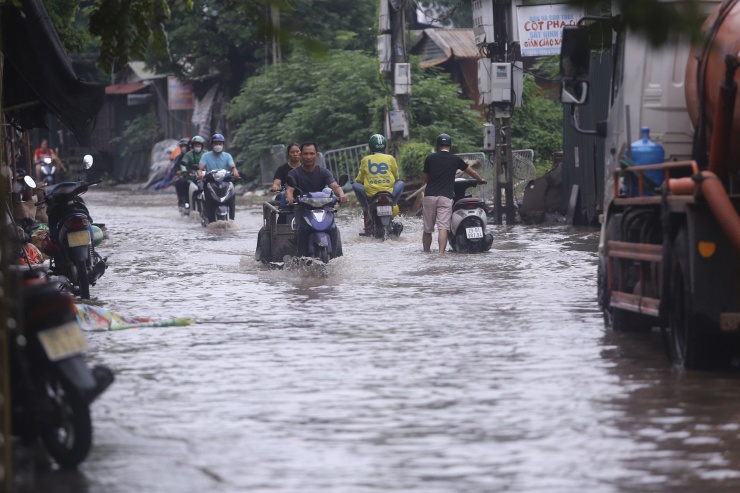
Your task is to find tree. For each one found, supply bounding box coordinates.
[226,50,483,180]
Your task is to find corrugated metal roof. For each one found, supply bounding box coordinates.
[105,82,147,95]
[410,28,480,68]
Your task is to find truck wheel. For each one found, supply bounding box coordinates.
[668,226,713,369]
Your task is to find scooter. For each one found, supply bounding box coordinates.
[40,157,58,185]
[40,155,107,299]
[285,175,343,264]
[449,178,493,253]
[178,164,201,217]
[200,169,236,226]
[8,230,114,469]
[367,192,403,240]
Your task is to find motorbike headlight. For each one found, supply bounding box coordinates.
[301,197,333,208]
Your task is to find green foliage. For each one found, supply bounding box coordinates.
[398,141,433,181]
[226,51,484,180]
[416,1,472,28]
[110,113,163,160]
[407,63,483,153]
[511,74,564,173]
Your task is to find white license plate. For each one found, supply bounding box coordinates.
[376,205,393,216]
[67,230,90,247]
[466,226,484,239]
[37,322,88,362]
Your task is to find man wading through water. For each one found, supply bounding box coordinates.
[422,133,486,254]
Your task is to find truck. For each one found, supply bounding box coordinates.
[559,1,740,369]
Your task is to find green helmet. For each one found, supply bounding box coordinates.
[369,134,387,152]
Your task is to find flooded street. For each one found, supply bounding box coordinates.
[23,188,740,493]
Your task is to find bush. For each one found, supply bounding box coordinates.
[398,141,433,180]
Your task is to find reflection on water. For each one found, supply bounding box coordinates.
[22,189,740,493]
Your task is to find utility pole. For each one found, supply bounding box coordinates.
[381,0,410,155]
[476,0,516,225]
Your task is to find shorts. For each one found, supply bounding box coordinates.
[422,196,453,234]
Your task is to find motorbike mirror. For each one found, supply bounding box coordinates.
[285,175,298,188]
[83,154,94,169]
[23,176,37,189]
[338,174,349,187]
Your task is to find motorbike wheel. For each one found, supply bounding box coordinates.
[319,245,329,264]
[75,259,90,299]
[38,372,92,469]
[455,234,466,253]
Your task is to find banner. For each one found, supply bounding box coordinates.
[191,84,218,138]
[516,4,583,57]
[167,76,194,110]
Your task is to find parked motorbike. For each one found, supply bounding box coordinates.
[285,175,343,264]
[449,178,493,253]
[40,157,58,186]
[367,191,403,240]
[39,155,107,299]
[8,231,114,469]
[200,169,236,226]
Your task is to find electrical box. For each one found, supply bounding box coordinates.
[483,123,495,151]
[472,0,494,46]
[394,63,411,95]
[491,63,512,103]
[378,34,391,73]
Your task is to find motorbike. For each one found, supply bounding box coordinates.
[200,168,236,226]
[367,191,403,240]
[40,157,58,186]
[178,164,202,217]
[283,175,343,264]
[448,178,493,253]
[8,228,114,469]
[39,155,107,299]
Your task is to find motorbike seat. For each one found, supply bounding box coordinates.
[453,197,483,211]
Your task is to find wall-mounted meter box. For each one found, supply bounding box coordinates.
[472,0,494,46]
[394,62,411,95]
[378,34,391,73]
[483,123,495,151]
[491,63,512,103]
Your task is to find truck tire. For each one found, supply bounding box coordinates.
[255,228,271,264]
[668,226,714,369]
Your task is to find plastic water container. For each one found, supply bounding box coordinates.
[629,127,665,196]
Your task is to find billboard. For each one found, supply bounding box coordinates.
[516,4,583,57]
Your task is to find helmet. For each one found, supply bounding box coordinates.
[179,137,190,146]
[368,134,387,152]
[191,136,206,145]
[211,133,225,143]
[436,133,452,147]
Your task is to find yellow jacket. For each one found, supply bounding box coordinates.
[355,152,399,197]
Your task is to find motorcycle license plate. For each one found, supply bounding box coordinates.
[465,226,484,239]
[67,230,90,247]
[377,205,393,216]
[37,322,88,362]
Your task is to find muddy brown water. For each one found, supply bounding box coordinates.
[17,188,740,493]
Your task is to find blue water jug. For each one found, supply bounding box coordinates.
[629,127,665,196]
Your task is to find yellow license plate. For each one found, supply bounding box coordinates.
[67,230,90,247]
[37,322,88,361]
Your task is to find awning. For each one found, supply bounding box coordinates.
[105,83,148,95]
[1,0,105,145]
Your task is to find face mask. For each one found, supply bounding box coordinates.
[212,145,223,153]
[193,146,202,153]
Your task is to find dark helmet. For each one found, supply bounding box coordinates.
[211,133,225,143]
[191,136,206,146]
[368,134,387,152]
[178,137,190,146]
[436,133,452,147]
[15,166,26,178]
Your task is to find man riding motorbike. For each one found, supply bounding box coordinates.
[352,134,404,236]
[285,142,348,256]
[198,134,239,220]
[175,136,206,211]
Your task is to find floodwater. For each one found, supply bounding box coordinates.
[19,188,740,493]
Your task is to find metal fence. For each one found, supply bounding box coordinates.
[456,149,535,207]
[323,144,368,181]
